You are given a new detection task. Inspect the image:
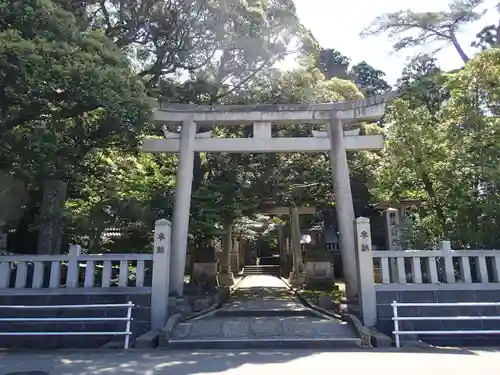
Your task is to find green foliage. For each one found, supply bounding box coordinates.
[0,0,150,137]
[441,48,500,247]
[315,49,391,97]
[316,48,351,80]
[472,3,500,49]
[0,0,151,253]
[377,49,500,248]
[396,55,449,114]
[65,150,177,251]
[0,0,150,181]
[88,0,315,90]
[350,62,391,97]
[5,0,500,258]
[0,171,27,227]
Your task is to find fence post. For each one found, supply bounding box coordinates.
[440,240,455,283]
[66,244,81,288]
[0,260,9,288]
[151,219,172,330]
[354,217,377,327]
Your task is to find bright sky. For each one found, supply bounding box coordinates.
[290,0,499,84]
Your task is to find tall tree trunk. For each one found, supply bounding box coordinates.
[449,31,469,63]
[37,179,67,254]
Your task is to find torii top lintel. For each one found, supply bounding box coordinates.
[153,91,397,125]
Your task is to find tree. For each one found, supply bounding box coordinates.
[375,100,449,240]
[350,61,391,97]
[397,55,449,113]
[315,49,391,97]
[0,0,149,139]
[65,150,177,252]
[167,62,375,253]
[375,56,458,245]
[316,48,351,80]
[154,0,316,242]
[442,48,500,247]
[361,0,487,63]
[375,48,500,248]
[85,0,221,88]
[85,0,315,91]
[237,63,380,222]
[473,3,500,49]
[0,0,150,253]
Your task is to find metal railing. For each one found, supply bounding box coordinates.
[391,301,500,348]
[0,301,135,349]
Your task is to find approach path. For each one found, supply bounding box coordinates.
[166,275,359,349]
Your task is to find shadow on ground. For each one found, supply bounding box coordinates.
[1,347,499,375]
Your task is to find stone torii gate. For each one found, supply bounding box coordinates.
[141,93,394,299]
[260,206,316,285]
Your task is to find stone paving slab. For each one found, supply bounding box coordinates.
[223,299,306,311]
[167,275,358,348]
[235,275,289,289]
[171,316,355,340]
[226,277,305,312]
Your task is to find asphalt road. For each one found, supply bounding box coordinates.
[1,348,500,375]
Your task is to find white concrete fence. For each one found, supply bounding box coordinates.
[372,245,500,289]
[354,217,500,327]
[0,219,172,330]
[0,250,154,289]
[5,216,500,333]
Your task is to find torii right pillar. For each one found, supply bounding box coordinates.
[327,119,358,301]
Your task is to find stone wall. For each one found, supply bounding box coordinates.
[0,291,151,349]
[376,289,500,346]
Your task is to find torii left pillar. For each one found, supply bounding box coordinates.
[170,120,196,296]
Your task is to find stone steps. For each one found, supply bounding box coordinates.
[167,337,361,350]
[212,308,316,317]
[163,307,361,349]
[242,265,281,277]
[161,275,362,350]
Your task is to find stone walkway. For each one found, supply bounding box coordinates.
[166,275,360,349]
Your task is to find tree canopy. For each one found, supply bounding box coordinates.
[1,0,500,258]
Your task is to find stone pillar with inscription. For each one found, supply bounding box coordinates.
[218,222,234,286]
[151,219,171,330]
[289,206,305,286]
[238,238,245,270]
[230,237,240,274]
[37,180,67,254]
[385,208,401,282]
[354,217,377,326]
